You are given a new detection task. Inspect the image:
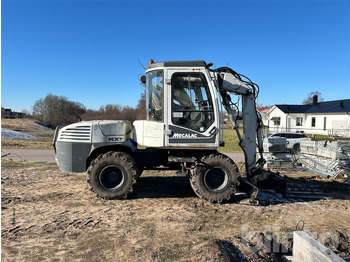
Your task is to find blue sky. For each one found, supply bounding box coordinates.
[2,0,350,112]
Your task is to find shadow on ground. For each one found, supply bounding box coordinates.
[131,176,196,199]
[131,175,350,206]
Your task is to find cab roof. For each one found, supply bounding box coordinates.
[146,60,208,70]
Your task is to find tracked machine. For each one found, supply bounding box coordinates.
[53,60,286,203]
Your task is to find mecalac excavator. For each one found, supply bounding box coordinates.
[53,60,286,203]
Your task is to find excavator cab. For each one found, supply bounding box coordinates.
[134,60,222,148]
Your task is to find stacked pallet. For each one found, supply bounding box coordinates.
[265,153,294,169]
[299,140,350,180]
[300,140,349,160]
[262,137,294,169]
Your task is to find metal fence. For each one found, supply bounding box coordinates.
[267,126,350,138]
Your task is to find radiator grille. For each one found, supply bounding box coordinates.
[59,125,91,142]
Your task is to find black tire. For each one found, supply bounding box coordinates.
[190,153,240,203]
[292,144,300,154]
[86,151,139,199]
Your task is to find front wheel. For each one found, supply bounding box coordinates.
[86,151,139,199]
[190,153,240,203]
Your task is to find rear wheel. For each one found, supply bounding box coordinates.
[190,153,240,203]
[87,151,139,199]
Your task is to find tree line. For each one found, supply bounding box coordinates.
[31,90,323,128]
[32,93,146,128]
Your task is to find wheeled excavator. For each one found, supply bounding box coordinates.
[53,60,286,203]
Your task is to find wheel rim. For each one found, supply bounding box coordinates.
[99,165,125,190]
[203,167,229,191]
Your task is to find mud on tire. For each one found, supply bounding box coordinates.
[190,153,240,203]
[86,151,139,199]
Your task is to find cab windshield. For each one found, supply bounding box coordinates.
[146,70,163,122]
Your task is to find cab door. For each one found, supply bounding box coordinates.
[165,69,219,147]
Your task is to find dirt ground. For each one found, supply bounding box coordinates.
[1,160,350,261]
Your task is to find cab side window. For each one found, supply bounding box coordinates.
[147,70,164,122]
[171,73,214,132]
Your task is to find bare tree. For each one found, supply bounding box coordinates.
[302,91,324,105]
[33,92,146,127]
[33,94,86,128]
[135,92,146,120]
[82,92,146,123]
[21,109,32,117]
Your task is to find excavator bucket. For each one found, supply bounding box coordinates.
[238,171,287,205]
[238,178,260,205]
[255,171,287,196]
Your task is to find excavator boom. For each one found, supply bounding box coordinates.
[211,66,286,193]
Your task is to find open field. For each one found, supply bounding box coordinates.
[1,159,350,261]
[1,119,54,149]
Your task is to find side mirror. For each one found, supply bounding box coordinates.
[140,75,146,86]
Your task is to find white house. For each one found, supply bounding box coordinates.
[265,98,350,137]
[257,107,270,128]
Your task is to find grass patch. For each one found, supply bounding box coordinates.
[306,133,350,141]
[66,202,86,208]
[305,133,328,140]
[218,128,242,152]
[154,244,186,262]
[142,223,157,237]
[2,138,54,149]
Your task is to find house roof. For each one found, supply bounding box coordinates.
[257,107,270,112]
[274,99,350,114]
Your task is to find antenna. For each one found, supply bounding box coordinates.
[137,58,146,70]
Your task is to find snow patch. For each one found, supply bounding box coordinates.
[1,128,36,140]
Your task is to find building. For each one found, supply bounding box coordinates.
[1,108,13,118]
[265,97,350,137]
[1,108,26,119]
[257,107,271,129]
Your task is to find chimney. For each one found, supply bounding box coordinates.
[312,95,318,104]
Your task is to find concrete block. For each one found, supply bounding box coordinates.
[293,231,345,262]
